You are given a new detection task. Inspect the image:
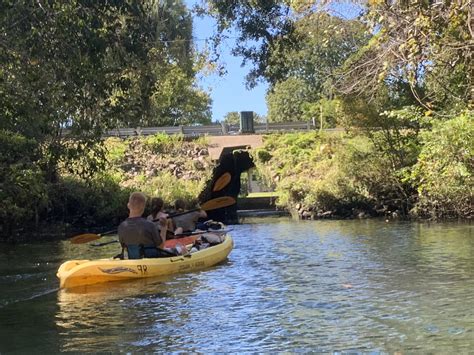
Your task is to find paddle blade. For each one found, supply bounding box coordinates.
[212,172,231,192]
[70,233,101,244]
[201,196,236,211]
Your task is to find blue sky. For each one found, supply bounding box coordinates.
[187,4,269,122]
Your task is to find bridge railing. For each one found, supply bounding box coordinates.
[62,121,343,138]
[101,121,323,138]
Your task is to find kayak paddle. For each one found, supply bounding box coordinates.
[69,229,117,244]
[212,172,231,192]
[91,229,232,247]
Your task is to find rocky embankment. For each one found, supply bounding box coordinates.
[113,138,215,188]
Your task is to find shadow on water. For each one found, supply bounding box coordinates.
[0,218,473,353]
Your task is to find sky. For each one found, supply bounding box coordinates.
[186,3,269,122]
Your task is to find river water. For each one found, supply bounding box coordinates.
[0,218,472,353]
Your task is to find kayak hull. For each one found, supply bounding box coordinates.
[57,235,233,289]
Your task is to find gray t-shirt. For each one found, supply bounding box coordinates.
[118,217,162,247]
[172,211,202,232]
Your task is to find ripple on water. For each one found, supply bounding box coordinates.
[1,219,473,353]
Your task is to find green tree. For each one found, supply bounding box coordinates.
[200,0,297,87]
[269,12,368,93]
[267,77,314,122]
[222,112,241,125]
[0,0,211,180]
[0,0,212,236]
[410,112,473,219]
[337,1,472,115]
[222,111,266,125]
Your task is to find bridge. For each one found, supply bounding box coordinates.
[104,112,343,223]
[101,121,317,138]
[207,135,264,160]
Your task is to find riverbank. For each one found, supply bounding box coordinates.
[0,134,216,242]
[2,114,472,242]
[251,119,473,221]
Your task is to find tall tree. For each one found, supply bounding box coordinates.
[265,12,368,122]
[200,0,297,88]
[202,2,368,122]
[0,0,211,180]
[336,0,473,115]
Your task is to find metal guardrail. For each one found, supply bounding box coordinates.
[61,122,343,138]
[102,121,323,138]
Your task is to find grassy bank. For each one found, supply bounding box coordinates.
[251,112,473,220]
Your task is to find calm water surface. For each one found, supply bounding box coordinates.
[0,218,473,353]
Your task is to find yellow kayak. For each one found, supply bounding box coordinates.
[57,235,233,289]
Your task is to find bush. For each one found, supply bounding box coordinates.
[143,133,184,154]
[133,172,207,209]
[47,175,131,228]
[105,137,129,164]
[0,130,48,236]
[253,131,417,217]
[0,165,48,234]
[411,112,473,219]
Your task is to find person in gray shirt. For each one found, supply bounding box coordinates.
[118,192,167,259]
[171,198,207,235]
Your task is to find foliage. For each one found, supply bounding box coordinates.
[338,1,473,114]
[200,0,297,88]
[0,130,47,234]
[0,1,215,238]
[107,135,213,212]
[222,111,266,125]
[266,77,315,122]
[0,0,211,181]
[143,133,185,154]
[149,64,212,126]
[137,172,207,209]
[268,12,369,94]
[410,112,473,219]
[302,98,340,128]
[253,131,418,217]
[105,138,129,165]
[46,175,131,228]
[203,3,368,122]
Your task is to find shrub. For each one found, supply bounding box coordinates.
[143,132,184,154]
[253,131,417,217]
[411,112,473,219]
[105,137,129,164]
[135,172,207,209]
[0,130,47,236]
[47,175,131,228]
